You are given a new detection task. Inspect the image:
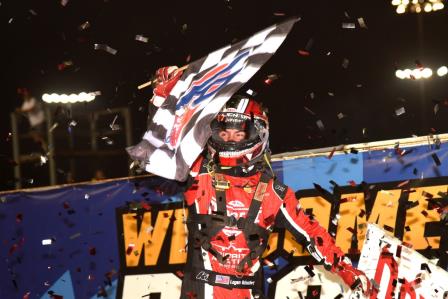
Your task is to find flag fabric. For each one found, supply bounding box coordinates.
[127,17,298,181]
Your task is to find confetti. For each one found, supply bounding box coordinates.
[29,9,37,16]
[395,107,406,116]
[246,89,256,96]
[431,153,441,166]
[40,155,48,165]
[126,244,135,255]
[342,58,349,69]
[350,148,358,154]
[16,213,23,222]
[421,263,432,273]
[109,115,120,131]
[304,265,315,277]
[101,136,114,145]
[78,21,90,30]
[337,112,345,119]
[298,50,310,56]
[94,44,118,55]
[135,34,149,43]
[316,120,325,131]
[49,122,59,132]
[348,180,356,186]
[304,106,316,115]
[434,103,440,115]
[69,232,81,239]
[342,22,356,29]
[397,180,410,188]
[42,238,54,245]
[383,225,394,232]
[328,147,336,159]
[357,17,368,28]
[396,245,402,258]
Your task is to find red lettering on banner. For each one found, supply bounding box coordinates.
[371,248,398,299]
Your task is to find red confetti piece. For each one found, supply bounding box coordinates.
[89,247,96,255]
[383,225,394,232]
[175,270,184,278]
[397,180,410,188]
[358,209,366,218]
[421,210,428,217]
[396,245,402,257]
[63,202,70,209]
[298,50,310,56]
[16,213,23,223]
[328,147,336,159]
[126,244,135,255]
[402,241,413,248]
[348,180,356,187]
[141,202,151,211]
[9,243,19,255]
[23,292,31,299]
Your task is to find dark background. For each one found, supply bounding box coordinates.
[1,0,448,191]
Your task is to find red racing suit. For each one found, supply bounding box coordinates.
[180,155,362,299]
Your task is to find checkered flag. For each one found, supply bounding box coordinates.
[127,17,298,181]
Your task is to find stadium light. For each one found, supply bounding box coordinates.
[395,67,440,80]
[437,66,448,77]
[42,92,97,104]
[392,0,444,13]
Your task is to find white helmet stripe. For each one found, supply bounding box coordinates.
[236,97,249,113]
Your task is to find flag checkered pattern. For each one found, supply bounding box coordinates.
[127,18,298,181]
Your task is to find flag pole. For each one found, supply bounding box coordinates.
[137,65,189,90]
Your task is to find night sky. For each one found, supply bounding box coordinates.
[1,0,448,190]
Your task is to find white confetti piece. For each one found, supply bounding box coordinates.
[395,107,406,116]
[316,120,325,131]
[358,17,368,29]
[135,34,149,43]
[342,22,355,29]
[79,21,90,30]
[94,44,118,55]
[42,238,54,245]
